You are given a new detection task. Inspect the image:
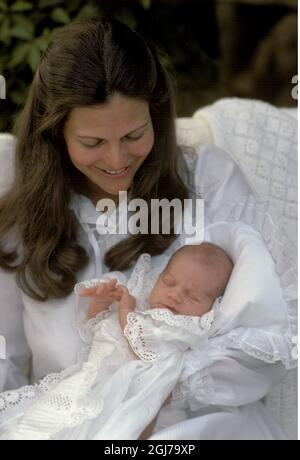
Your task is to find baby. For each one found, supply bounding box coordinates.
[0,242,233,440]
[80,242,234,329]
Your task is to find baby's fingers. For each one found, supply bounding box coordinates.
[120,285,130,295]
[96,285,105,296]
[119,286,134,301]
[79,286,100,297]
[102,279,117,293]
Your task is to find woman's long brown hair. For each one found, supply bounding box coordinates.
[0,18,190,301]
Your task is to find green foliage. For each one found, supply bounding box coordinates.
[0,0,218,132]
[0,0,152,131]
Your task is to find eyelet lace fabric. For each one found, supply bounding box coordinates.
[0,304,213,440]
[126,253,159,312]
[77,307,113,345]
[144,308,215,334]
[0,337,115,440]
[0,364,102,439]
[124,304,218,364]
[124,313,160,363]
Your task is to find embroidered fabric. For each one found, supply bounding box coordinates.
[0,304,213,439]
[124,312,160,363]
[0,349,108,438]
[124,306,215,363]
[0,322,121,439]
[143,307,216,334]
[74,271,126,344]
[194,99,297,241]
[126,253,161,312]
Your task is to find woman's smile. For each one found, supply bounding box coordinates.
[94,164,131,178]
[63,94,155,201]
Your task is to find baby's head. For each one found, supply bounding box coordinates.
[148,242,233,316]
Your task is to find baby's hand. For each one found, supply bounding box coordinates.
[118,285,136,311]
[118,285,137,332]
[79,279,123,319]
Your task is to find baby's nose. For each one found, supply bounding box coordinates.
[167,290,182,304]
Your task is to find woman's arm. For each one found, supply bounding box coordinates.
[0,268,31,391]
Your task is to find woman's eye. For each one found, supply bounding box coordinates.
[125,133,144,141]
[82,142,102,148]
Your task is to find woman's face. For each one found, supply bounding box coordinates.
[63,93,155,203]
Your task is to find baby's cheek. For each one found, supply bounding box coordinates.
[148,291,154,304]
[148,286,160,304]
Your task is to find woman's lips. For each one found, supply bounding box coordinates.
[95,165,131,178]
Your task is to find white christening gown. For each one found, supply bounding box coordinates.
[0,300,215,440]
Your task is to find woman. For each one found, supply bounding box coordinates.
[0,18,294,439]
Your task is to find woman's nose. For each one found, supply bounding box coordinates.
[103,143,127,170]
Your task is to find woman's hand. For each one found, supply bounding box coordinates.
[79,278,123,319]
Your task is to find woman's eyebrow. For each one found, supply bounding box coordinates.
[76,121,149,140]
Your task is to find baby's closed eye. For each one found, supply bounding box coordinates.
[188,295,199,302]
[161,275,175,286]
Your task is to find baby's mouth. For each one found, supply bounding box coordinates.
[156,303,177,313]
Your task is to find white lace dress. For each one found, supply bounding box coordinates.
[0,289,215,440]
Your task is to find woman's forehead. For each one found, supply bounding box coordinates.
[66,95,150,126]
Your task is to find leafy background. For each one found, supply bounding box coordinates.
[0,0,297,132]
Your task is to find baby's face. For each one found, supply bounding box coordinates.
[148,252,216,316]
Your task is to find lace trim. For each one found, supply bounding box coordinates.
[124,312,160,363]
[0,353,106,438]
[222,328,292,365]
[77,307,112,344]
[0,367,77,422]
[123,305,218,364]
[126,253,158,312]
[144,308,215,334]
